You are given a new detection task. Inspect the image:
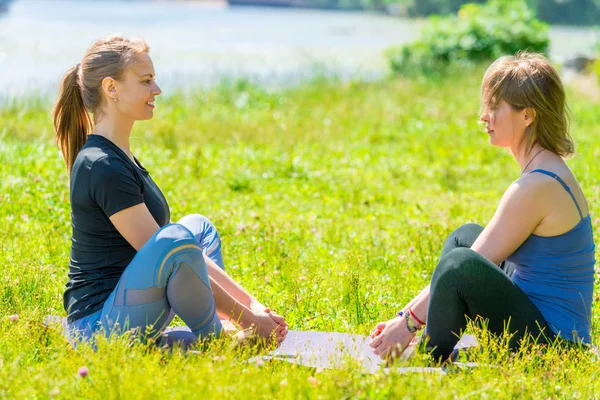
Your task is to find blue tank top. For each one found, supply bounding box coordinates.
[506,169,595,344]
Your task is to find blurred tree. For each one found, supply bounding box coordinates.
[327,0,600,25]
[535,0,600,25]
[404,0,600,24]
[409,0,485,15]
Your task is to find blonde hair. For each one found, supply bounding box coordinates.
[481,52,573,158]
[53,35,150,174]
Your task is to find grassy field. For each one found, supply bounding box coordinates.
[1,69,600,399]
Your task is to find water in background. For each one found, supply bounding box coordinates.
[0,0,598,98]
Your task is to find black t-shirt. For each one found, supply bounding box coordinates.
[63,134,170,323]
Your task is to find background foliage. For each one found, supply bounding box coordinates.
[319,0,600,26]
[403,0,600,25]
[386,0,550,76]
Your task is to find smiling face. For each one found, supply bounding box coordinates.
[113,52,161,121]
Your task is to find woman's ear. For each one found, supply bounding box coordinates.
[524,107,537,127]
[101,76,117,102]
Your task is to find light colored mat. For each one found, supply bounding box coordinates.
[255,330,480,374]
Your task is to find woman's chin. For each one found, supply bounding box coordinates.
[487,136,502,147]
[488,139,510,149]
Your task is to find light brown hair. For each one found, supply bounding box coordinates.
[52,35,150,174]
[481,52,574,158]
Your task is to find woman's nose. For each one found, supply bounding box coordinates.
[153,82,162,96]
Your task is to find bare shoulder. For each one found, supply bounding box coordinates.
[523,166,587,209]
[516,163,589,235]
[501,171,561,218]
[505,172,551,203]
[514,170,562,193]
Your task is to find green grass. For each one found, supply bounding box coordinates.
[2,70,600,398]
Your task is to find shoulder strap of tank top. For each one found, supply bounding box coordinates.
[528,169,584,219]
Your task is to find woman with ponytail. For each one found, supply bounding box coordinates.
[54,35,287,348]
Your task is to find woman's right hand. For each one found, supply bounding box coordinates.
[246,309,287,344]
[262,308,288,340]
[250,301,289,334]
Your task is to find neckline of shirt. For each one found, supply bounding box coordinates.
[88,134,149,175]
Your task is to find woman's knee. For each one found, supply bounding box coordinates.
[155,225,209,287]
[442,223,484,255]
[177,214,218,235]
[153,223,198,249]
[177,214,224,270]
[432,247,483,285]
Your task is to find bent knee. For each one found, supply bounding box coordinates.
[452,223,484,236]
[178,213,215,227]
[443,223,484,252]
[178,214,218,233]
[433,247,484,281]
[152,224,206,285]
[448,223,483,243]
[153,224,198,250]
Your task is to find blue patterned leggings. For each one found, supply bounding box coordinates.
[68,214,225,347]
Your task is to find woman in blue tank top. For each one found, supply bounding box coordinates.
[369,52,595,363]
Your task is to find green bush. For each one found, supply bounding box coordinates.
[534,0,600,25]
[387,0,550,76]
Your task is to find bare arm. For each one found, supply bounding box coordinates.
[399,180,545,325]
[110,203,160,251]
[204,256,260,310]
[401,284,430,326]
[208,274,253,327]
[471,179,546,264]
[208,264,285,340]
[204,255,288,328]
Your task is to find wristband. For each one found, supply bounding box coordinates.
[409,309,426,326]
[405,312,418,333]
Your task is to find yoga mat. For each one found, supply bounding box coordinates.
[255,330,480,374]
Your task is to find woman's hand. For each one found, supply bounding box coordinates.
[264,309,288,328]
[369,316,416,359]
[244,309,287,344]
[250,301,289,339]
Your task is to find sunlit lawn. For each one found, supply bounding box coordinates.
[1,69,600,398]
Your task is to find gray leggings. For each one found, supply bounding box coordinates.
[424,223,555,361]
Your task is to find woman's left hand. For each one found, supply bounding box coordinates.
[369,316,416,359]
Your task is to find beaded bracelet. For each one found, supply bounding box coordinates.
[397,310,418,333]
